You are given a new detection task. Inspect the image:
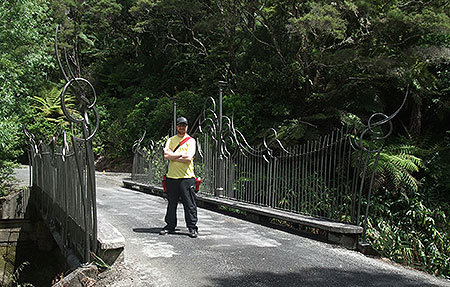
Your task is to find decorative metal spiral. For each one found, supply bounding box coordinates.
[55,25,99,142]
[132,130,147,154]
[350,87,409,153]
[23,128,38,156]
[191,96,290,163]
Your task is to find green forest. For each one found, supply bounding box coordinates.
[1,0,449,278]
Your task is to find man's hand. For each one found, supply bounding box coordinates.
[175,154,193,163]
[164,147,193,162]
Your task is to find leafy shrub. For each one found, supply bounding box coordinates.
[366,140,450,278]
[0,115,21,196]
[367,193,450,278]
[0,161,15,196]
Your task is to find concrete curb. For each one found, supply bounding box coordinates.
[97,216,125,266]
[50,217,125,287]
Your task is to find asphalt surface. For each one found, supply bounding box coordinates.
[13,167,450,286]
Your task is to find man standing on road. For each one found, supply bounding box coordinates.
[160,116,198,238]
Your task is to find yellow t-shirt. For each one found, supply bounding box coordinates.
[165,135,196,179]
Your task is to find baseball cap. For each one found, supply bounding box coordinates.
[176,117,188,125]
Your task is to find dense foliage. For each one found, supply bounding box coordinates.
[367,139,450,277]
[0,0,55,194]
[1,0,449,278]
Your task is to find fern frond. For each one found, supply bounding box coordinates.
[369,142,423,193]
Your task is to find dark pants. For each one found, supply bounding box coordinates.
[164,177,198,231]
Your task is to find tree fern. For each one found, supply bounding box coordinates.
[30,85,77,125]
[370,144,423,193]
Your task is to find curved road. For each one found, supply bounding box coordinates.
[13,167,450,286]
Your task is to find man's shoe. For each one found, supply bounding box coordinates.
[159,228,174,235]
[189,229,198,238]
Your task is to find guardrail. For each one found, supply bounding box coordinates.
[131,87,408,241]
[24,25,99,263]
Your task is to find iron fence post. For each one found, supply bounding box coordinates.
[215,81,227,197]
[173,97,177,136]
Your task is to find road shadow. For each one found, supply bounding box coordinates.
[132,227,191,237]
[207,268,447,287]
[132,227,161,234]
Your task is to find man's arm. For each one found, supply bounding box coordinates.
[176,138,195,163]
[163,139,176,160]
[163,148,193,162]
[163,139,195,162]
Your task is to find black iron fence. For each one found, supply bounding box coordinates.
[24,25,99,263]
[25,133,97,263]
[132,88,408,240]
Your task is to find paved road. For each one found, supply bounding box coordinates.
[93,172,450,287]
[13,167,450,286]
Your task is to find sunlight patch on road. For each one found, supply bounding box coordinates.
[200,229,282,248]
[129,238,179,258]
[142,242,179,258]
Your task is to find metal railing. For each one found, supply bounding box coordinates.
[132,87,408,240]
[24,25,99,263]
[25,134,97,263]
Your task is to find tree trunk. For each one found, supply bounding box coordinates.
[409,100,422,138]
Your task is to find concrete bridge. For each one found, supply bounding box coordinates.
[18,98,450,286]
[12,166,449,286]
